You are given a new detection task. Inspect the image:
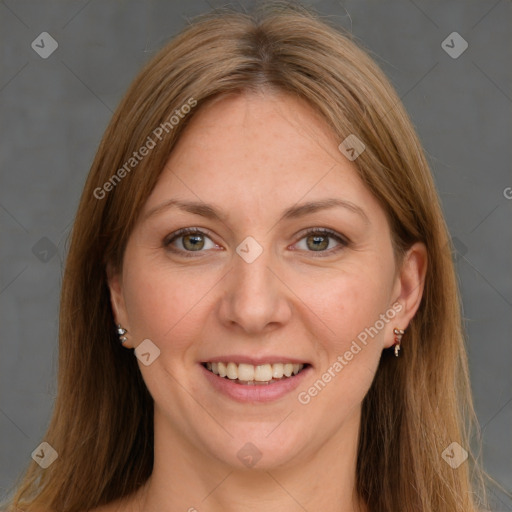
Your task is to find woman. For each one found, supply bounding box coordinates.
[4,2,489,511]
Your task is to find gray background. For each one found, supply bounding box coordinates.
[1,0,511,508]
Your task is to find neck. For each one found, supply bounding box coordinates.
[132,407,367,512]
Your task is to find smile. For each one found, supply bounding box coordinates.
[202,361,307,385]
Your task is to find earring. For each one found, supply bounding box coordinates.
[117,324,128,344]
[393,328,405,357]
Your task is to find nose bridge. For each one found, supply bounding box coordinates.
[221,236,289,333]
[232,239,275,305]
[234,247,271,295]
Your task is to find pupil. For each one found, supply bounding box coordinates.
[184,234,204,251]
[308,235,328,251]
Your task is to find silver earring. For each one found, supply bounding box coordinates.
[117,324,128,344]
[393,327,405,357]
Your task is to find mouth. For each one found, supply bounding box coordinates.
[201,361,310,385]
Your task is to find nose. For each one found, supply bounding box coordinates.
[218,241,292,335]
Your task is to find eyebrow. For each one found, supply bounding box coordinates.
[142,197,369,225]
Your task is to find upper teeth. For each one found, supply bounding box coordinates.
[206,362,304,382]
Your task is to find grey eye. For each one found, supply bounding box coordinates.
[295,229,346,253]
[166,229,217,253]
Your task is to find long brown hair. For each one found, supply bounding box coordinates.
[4,2,488,511]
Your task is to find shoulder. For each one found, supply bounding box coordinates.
[83,504,121,512]
[83,494,140,512]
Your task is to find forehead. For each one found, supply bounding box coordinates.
[143,91,382,223]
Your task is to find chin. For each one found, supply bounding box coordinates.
[209,425,307,471]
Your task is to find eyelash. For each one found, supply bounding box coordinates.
[163,227,349,258]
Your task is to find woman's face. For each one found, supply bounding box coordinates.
[109,91,424,470]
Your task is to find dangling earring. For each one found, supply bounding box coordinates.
[393,328,405,357]
[117,324,128,345]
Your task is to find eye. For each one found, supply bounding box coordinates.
[164,227,219,256]
[294,228,348,256]
[164,227,349,258]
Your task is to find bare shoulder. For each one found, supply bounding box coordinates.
[84,492,141,512]
[84,504,122,512]
[84,502,128,512]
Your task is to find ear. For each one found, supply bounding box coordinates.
[384,242,428,349]
[106,262,133,348]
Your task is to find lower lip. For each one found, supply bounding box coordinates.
[200,364,312,403]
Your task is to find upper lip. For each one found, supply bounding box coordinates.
[201,355,310,366]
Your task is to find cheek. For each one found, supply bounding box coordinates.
[300,261,393,352]
[122,257,214,351]
[316,260,395,401]
[296,273,390,414]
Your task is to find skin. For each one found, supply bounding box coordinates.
[104,90,427,512]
